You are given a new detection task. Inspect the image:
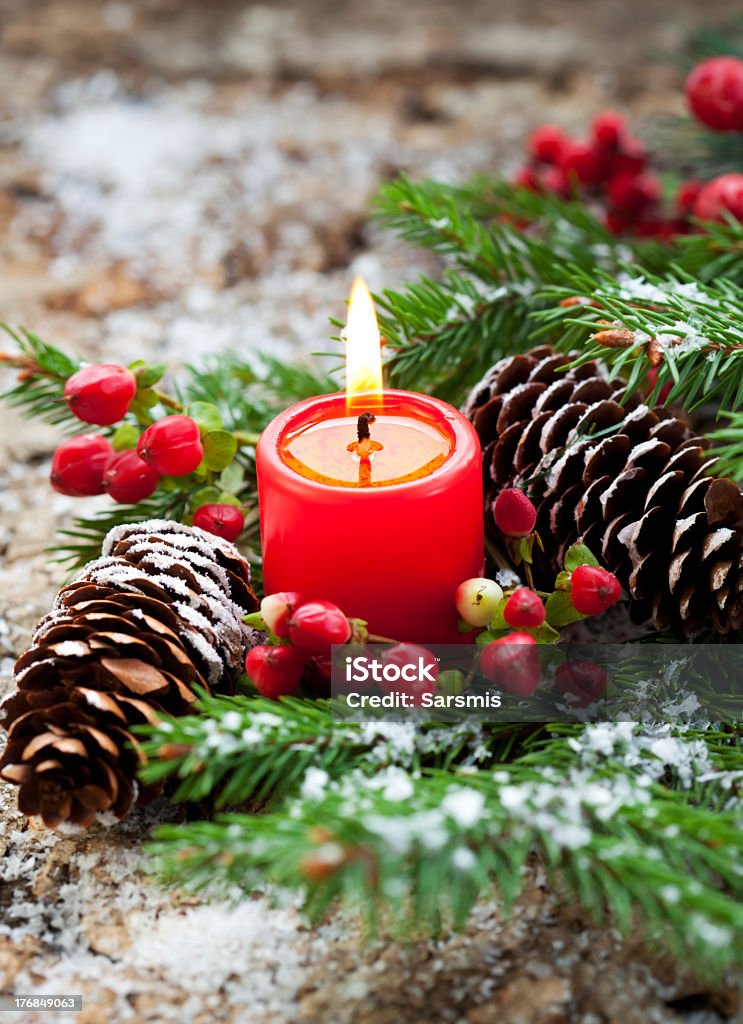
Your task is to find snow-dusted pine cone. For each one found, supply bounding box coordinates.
[464,346,743,636]
[0,521,259,828]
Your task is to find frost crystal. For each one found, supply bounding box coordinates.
[441,787,485,828]
[301,767,330,801]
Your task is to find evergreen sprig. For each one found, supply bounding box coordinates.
[137,692,532,808]
[181,352,337,433]
[374,177,743,404]
[147,721,743,973]
[0,323,81,429]
[535,267,743,413]
[707,411,743,482]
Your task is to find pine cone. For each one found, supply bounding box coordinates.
[0,521,259,827]
[464,346,743,636]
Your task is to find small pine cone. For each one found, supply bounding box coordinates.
[0,520,260,828]
[464,346,743,636]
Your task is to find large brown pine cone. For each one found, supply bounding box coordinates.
[464,346,743,636]
[0,521,259,827]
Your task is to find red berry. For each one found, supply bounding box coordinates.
[50,434,113,497]
[540,165,571,198]
[693,174,743,223]
[635,216,676,240]
[605,209,631,235]
[64,364,137,426]
[591,110,626,149]
[514,165,541,191]
[570,564,622,615]
[137,415,204,476]
[480,633,540,696]
[558,140,602,186]
[503,587,545,629]
[246,644,306,700]
[646,366,672,404]
[685,57,743,132]
[493,488,537,538]
[607,172,660,216]
[610,137,647,178]
[102,450,160,504]
[193,503,244,542]
[527,124,567,164]
[380,643,438,704]
[676,179,703,216]
[555,661,607,708]
[288,599,351,655]
[303,652,335,698]
[261,591,303,639]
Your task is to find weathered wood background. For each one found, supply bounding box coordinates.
[0,2,740,1021]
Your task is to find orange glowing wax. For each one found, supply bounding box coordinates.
[282,409,451,487]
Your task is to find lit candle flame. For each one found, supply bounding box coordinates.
[345,277,383,411]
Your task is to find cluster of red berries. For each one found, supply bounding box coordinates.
[516,111,683,237]
[480,635,607,703]
[516,55,743,236]
[246,592,440,703]
[50,363,244,542]
[492,487,622,616]
[247,592,351,700]
[454,488,620,701]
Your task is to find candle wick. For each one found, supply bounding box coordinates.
[347,412,383,485]
[357,412,376,442]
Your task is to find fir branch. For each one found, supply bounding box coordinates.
[374,177,620,401]
[0,323,81,429]
[182,352,337,433]
[681,15,743,63]
[137,692,533,808]
[706,412,743,482]
[373,176,743,403]
[657,116,743,178]
[148,722,743,972]
[536,267,743,413]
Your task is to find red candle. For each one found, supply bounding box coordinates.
[256,280,484,643]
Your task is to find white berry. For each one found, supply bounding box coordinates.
[455,577,504,628]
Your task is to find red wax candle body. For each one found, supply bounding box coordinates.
[256,390,484,643]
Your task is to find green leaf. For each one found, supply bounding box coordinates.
[564,543,599,572]
[202,430,238,472]
[438,669,465,695]
[159,475,189,492]
[187,486,222,513]
[129,388,159,424]
[135,363,168,388]
[488,598,509,632]
[188,402,224,433]
[218,462,245,495]
[216,493,243,509]
[545,590,586,629]
[111,423,141,451]
[534,621,561,644]
[554,571,572,592]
